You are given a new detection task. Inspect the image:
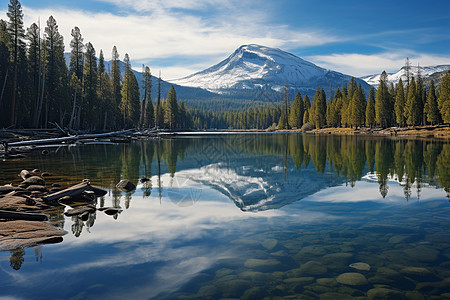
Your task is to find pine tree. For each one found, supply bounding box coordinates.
[394,78,406,126]
[120,54,140,128]
[277,113,286,130]
[404,57,411,87]
[82,42,97,128]
[155,72,164,128]
[97,49,112,130]
[27,22,41,126]
[141,66,153,128]
[416,64,425,125]
[0,20,10,128]
[165,85,178,129]
[303,94,311,124]
[375,71,390,128]
[405,77,421,126]
[289,91,303,129]
[68,72,81,129]
[350,84,365,129]
[424,80,440,125]
[7,0,25,126]
[366,86,375,128]
[438,71,450,124]
[111,46,121,109]
[279,83,290,129]
[311,87,327,128]
[69,26,83,80]
[347,77,357,101]
[44,16,68,126]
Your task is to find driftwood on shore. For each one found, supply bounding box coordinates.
[0,128,161,160]
[0,169,113,251]
[7,129,137,147]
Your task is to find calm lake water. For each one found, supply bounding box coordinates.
[1,134,449,299]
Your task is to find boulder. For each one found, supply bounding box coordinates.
[349,262,370,271]
[20,176,46,188]
[0,195,51,212]
[0,185,17,194]
[336,272,368,286]
[19,170,32,180]
[0,220,66,250]
[404,246,439,262]
[116,179,136,192]
[299,260,327,276]
[367,287,406,299]
[26,185,48,193]
[261,238,278,250]
[244,258,280,270]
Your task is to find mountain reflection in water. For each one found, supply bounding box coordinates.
[0,133,449,300]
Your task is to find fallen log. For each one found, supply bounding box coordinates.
[0,209,48,221]
[45,182,90,202]
[7,129,135,147]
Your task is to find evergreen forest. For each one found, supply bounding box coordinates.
[1,0,449,131]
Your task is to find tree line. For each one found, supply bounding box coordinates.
[1,0,448,131]
[0,0,189,131]
[276,67,450,131]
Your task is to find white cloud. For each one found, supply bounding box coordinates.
[1,1,338,79]
[307,51,450,77]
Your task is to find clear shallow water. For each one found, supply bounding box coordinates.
[0,134,449,299]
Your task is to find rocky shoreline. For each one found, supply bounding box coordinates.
[0,169,131,251]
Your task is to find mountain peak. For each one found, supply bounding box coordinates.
[170,44,370,97]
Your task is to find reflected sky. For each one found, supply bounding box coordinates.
[0,134,449,299]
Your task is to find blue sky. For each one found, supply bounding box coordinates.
[2,0,449,79]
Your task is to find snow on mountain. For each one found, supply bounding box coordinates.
[361,65,450,87]
[171,44,371,96]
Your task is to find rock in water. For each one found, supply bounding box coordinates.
[19,170,31,180]
[336,272,368,286]
[299,261,327,276]
[349,262,371,271]
[367,288,406,299]
[116,180,136,192]
[20,176,46,188]
[0,220,66,250]
[261,239,278,250]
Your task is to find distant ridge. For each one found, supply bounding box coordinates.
[361,65,450,87]
[170,44,372,97]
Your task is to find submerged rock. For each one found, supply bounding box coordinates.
[241,286,266,300]
[20,176,46,188]
[404,246,439,262]
[367,287,406,299]
[244,258,280,269]
[336,272,368,286]
[261,238,278,250]
[400,267,432,276]
[349,262,370,271]
[299,260,327,276]
[319,292,353,300]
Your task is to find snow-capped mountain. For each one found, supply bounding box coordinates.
[362,65,450,87]
[171,44,371,97]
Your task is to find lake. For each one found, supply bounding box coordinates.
[1,133,449,299]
